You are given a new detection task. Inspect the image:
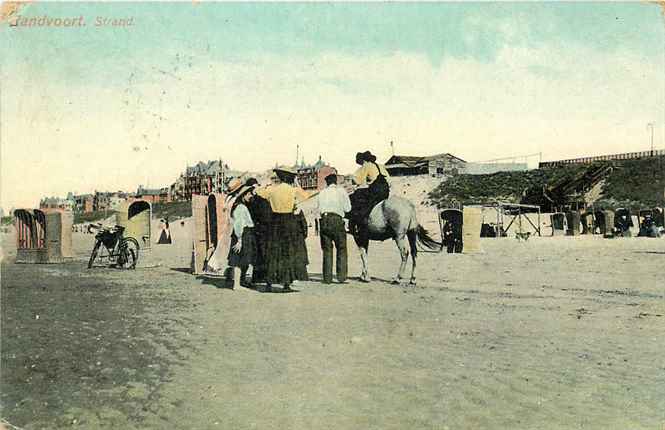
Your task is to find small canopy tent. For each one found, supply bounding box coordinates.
[440,209,463,253]
[637,209,661,238]
[497,203,541,237]
[550,212,566,236]
[565,211,581,236]
[601,210,615,238]
[652,207,664,227]
[614,208,633,237]
[581,212,594,235]
[591,210,604,234]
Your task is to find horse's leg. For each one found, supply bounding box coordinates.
[407,229,418,286]
[354,226,371,283]
[409,253,417,286]
[392,236,409,284]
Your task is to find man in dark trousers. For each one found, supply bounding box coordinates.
[316,173,351,284]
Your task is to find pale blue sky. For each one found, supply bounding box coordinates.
[3,3,663,81]
[1,2,664,210]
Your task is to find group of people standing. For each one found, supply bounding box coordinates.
[205,166,310,291]
[205,150,390,292]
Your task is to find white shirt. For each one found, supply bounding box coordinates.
[232,204,254,238]
[316,184,351,218]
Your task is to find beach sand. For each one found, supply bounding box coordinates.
[1,222,664,429]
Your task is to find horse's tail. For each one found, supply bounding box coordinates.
[407,228,418,258]
[415,225,442,252]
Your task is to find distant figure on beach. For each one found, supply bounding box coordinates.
[157,218,172,244]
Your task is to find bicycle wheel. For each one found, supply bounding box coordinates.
[118,238,139,269]
[88,241,101,269]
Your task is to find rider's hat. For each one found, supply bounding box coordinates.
[355,152,364,164]
[362,151,377,163]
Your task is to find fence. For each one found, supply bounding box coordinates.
[539,150,665,168]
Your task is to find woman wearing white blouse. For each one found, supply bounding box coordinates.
[227,186,257,289]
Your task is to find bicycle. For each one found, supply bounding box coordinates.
[87,224,139,269]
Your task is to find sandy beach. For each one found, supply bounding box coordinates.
[4,2,665,428]
[2,223,664,430]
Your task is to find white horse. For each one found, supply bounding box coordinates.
[351,196,441,285]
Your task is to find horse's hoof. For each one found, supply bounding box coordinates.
[391,278,401,285]
[409,280,417,287]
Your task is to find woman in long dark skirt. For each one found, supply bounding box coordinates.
[227,186,257,289]
[244,181,272,284]
[157,219,172,244]
[256,167,310,291]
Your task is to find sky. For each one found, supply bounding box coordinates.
[1,1,664,212]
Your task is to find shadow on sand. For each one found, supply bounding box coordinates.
[195,274,299,294]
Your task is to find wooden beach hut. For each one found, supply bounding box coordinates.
[116,200,152,250]
[191,193,230,274]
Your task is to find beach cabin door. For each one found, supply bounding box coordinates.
[192,194,208,274]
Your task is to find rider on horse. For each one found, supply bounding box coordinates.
[347,150,390,239]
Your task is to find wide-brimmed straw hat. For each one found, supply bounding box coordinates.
[227,178,243,195]
[235,185,254,200]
